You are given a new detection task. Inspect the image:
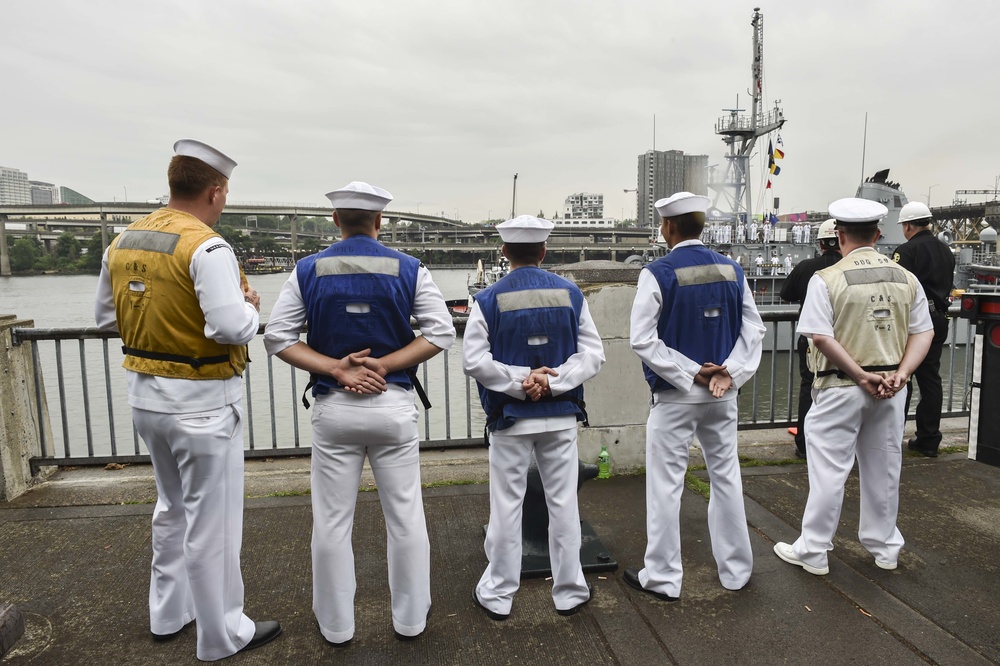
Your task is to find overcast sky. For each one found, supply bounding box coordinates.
[4,0,998,222]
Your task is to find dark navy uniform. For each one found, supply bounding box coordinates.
[893,230,955,455]
[780,250,842,456]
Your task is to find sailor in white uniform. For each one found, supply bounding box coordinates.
[464,215,605,619]
[774,198,933,575]
[624,193,765,601]
[263,182,455,644]
[95,140,280,661]
[802,222,811,244]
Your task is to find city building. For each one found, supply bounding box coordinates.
[59,186,95,205]
[636,150,709,228]
[0,166,31,205]
[564,193,604,219]
[555,192,615,228]
[29,181,60,205]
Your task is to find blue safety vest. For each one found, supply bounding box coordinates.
[297,235,419,395]
[474,266,586,431]
[642,244,744,393]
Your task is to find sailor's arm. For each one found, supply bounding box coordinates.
[629,269,701,392]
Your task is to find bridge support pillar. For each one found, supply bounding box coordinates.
[0,316,50,502]
[100,212,108,252]
[387,216,398,242]
[0,215,9,277]
[611,249,617,261]
[289,214,298,255]
[579,248,586,262]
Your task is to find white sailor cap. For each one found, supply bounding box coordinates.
[828,197,888,224]
[325,181,393,211]
[173,139,237,179]
[497,215,554,243]
[654,192,710,219]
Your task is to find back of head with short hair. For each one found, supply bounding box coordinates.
[168,155,228,200]
[336,208,380,231]
[503,242,546,265]
[668,211,706,238]
[837,223,880,244]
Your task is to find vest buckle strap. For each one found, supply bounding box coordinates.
[121,345,230,370]
[405,367,432,410]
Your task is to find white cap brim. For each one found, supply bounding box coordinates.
[654,192,710,219]
[497,215,554,243]
[325,181,393,211]
[173,139,237,179]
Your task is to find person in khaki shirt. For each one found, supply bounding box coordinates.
[774,198,933,576]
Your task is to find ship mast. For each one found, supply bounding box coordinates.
[710,7,785,223]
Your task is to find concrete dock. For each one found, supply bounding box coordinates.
[1,418,997,665]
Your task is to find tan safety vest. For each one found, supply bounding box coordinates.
[810,247,918,389]
[107,208,249,380]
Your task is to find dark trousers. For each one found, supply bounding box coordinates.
[794,335,812,454]
[904,312,950,452]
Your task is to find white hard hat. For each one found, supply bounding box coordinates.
[898,201,932,225]
[817,218,838,240]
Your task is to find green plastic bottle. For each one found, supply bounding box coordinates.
[598,445,610,479]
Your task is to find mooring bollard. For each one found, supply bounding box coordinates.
[0,602,26,658]
[517,459,618,578]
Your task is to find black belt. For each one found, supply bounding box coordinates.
[301,368,431,410]
[815,364,897,379]
[122,345,230,369]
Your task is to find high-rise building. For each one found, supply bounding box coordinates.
[29,181,60,205]
[0,166,31,205]
[636,150,709,227]
[563,193,604,219]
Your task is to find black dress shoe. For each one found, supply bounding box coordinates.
[239,621,281,653]
[623,568,678,602]
[557,583,593,616]
[907,438,939,458]
[151,620,194,642]
[325,637,352,648]
[795,448,807,460]
[472,590,509,621]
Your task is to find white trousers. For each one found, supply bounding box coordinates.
[476,427,590,615]
[640,399,752,597]
[135,404,256,662]
[310,389,430,643]
[792,386,905,569]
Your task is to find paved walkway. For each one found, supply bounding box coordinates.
[1,420,997,665]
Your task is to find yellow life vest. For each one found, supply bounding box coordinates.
[107,208,249,379]
[810,247,918,389]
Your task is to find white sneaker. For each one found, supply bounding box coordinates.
[773,542,830,576]
[875,559,897,571]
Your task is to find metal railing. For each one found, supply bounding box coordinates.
[12,308,973,470]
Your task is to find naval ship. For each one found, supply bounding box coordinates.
[626,8,966,307]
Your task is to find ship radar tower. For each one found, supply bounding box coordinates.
[710,7,785,223]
